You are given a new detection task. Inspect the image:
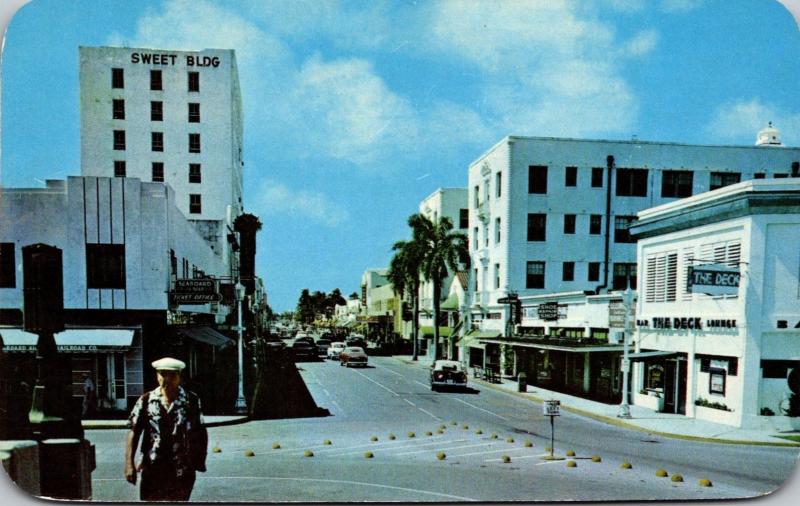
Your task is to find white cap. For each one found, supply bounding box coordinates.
[151,357,186,371]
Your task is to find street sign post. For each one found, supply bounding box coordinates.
[544,399,560,458]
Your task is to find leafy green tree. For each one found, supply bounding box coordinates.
[410,214,470,361]
[387,237,425,360]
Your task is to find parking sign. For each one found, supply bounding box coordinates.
[544,399,560,416]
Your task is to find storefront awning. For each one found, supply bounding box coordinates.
[457,330,502,349]
[0,327,136,353]
[177,326,234,348]
[440,293,460,311]
[628,350,679,361]
[420,326,453,338]
[481,338,623,353]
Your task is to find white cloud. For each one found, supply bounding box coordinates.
[253,179,350,227]
[621,30,659,57]
[705,98,800,146]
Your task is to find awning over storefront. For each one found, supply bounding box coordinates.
[0,327,136,353]
[457,330,502,349]
[420,326,453,338]
[177,326,234,348]
[440,293,460,311]
[481,338,623,353]
[628,350,679,361]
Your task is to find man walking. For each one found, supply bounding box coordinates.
[125,357,208,501]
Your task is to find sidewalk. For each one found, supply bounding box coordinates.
[82,415,248,430]
[393,355,800,446]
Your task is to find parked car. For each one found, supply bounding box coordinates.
[430,360,468,391]
[345,335,367,350]
[339,346,368,367]
[327,342,346,360]
[315,338,332,356]
[290,340,317,361]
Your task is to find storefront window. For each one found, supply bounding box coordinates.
[709,368,726,395]
[646,363,665,390]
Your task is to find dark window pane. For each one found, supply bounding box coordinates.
[151,101,163,121]
[151,132,164,152]
[590,214,602,235]
[616,168,648,197]
[189,133,201,153]
[526,261,545,289]
[189,194,201,214]
[152,162,164,182]
[614,216,637,243]
[459,209,469,229]
[754,172,766,179]
[562,262,575,282]
[710,172,740,190]
[188,71,200,92]
[113,130,126,150]
[112,68,124,89]
[112,99,125,120]
[113,160,126,178]
[661,170,693,198]
[527,213,546,241]
[565,166,577,187]
[86,243,125,289]
[591,167,604,187]
[528,165,548,194]
[564,214,576,234]
[188,103,200,123]
[612,263,636,290]
[150,70,162,91]
[588,262,600,282]
[189,163,201,183]
[0,243,16,288]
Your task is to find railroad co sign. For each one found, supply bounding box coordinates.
[688,264,740,296]
[543,399,561,416]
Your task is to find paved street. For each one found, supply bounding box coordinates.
[88,356,800,502]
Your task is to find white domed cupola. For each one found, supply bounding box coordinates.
[756,121,783,146]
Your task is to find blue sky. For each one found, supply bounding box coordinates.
[2,0,800,311]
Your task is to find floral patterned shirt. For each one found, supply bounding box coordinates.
[128,386,207,476]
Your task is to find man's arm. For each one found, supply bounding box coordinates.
[124,429,141,484]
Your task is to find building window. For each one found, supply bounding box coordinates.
[113,130,126,150]
[151,132,164,152]
[86,243,126,289]
[709,368,726,395]
[152,162,164,182]
[527,213,546,241]
[588,262,600,282]
[112,68,124,89]
[616,168,648,197]
[645,251,678,303]
[189,163,202,183]
[473,227,478,250]
[528,165,548,194]
[113,160,126,178]
[495,172,502,198]
[151,101,163,121]
[565,166,577,187]
[661,170,694,198]
[612,263,637,290]
[563,214,576,234]
[189,133,201,153]
[0,243,16,288]
[473,185,479,207]
[483,224,489,248]
[112,99,125,120]
[459,208,469,229]
[589,214,602,235]
[474,268,479,291]
[150,70,162,91]
[494,263,500,289]
[495,217,501,243]
[526,261,545,289]
[188,71,200,92]
[614,215,637,243]
[754,172,766,179]
[591,167,604,188]
[774,173,790,179]
[562,261,575,282]
[189,194,202,214]
[188,103,200,123]
[710,172,740,190]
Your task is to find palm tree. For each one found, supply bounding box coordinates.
[410,214,470,361]
[387,238,424,360]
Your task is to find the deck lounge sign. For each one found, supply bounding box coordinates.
[688,264,740,296]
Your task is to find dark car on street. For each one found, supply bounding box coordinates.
[430,360,468,391]
[290,340,317,361]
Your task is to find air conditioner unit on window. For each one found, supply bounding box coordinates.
[608,330,624,345]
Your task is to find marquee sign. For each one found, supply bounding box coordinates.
[688,264,740,296]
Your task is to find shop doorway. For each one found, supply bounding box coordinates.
[97,354,127,411]
[663,357,687,414]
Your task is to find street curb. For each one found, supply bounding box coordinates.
[469,377,800,448]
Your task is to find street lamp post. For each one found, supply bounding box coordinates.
[234,280,248,414]
[617,286,634,419]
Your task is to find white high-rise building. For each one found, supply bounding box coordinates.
[79,46,244,255]
[468,133,800,332]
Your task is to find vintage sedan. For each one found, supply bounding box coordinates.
[430,360,468,391]
[327,341,346,360]
[339,346,368,367]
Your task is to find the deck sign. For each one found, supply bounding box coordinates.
[688,264,740,296]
